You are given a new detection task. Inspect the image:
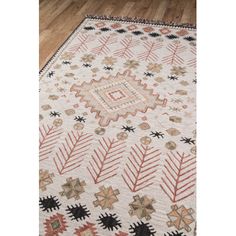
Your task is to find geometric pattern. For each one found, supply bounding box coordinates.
[129,195,156,220]
[39,16,196,236]
[70,70,167,127]
[44,213,68,236]
[167,205,195,232]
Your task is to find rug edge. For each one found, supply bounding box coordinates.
[86,14,196,29]
[39,14,196,76]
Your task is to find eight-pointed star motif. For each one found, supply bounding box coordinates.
[129,195,156,220]
[167,205,195,232]
[59,177,86,200]
[93,185,120,210]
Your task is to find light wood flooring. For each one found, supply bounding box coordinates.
[39,0,196,69]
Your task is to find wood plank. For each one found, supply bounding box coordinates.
[40,0,196,69]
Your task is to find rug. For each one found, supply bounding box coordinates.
[39,15,196,236]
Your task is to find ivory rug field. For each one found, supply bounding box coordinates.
[39,16,196,236]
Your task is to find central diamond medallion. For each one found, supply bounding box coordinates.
[70,70,167,127]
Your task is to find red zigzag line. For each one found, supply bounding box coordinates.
[122,144,161,192]
[39,124,63,162]
[87,137,126,184]
[53,131,93,175]
[160,151,196,203]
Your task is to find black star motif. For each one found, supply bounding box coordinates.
[168,75,178,81]
[66,204,90,221]
[47,71,55,78]
[74,116,86,123]
[83,63,92,67]
[129,221,156,236]
[62,61,71,65]
[184,36,196,41]
[164,231,186,236]
[166,34,179,39]
[150,131,164,139]
[116,29,126,33]
[132,31,143,35]
[97,213,121,231]
[49,111,61,117]
[104,66,113,71]
[100,27,111,32]
[144,72,154,77]
[84,26,95,30]
[122,125,135,133]
[149,32,160,37]
[193,79,197,84]
[39,196,61,212]
[180,137,195,145]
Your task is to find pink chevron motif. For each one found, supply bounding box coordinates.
[114,37,139,58]
[187,46,196,67]
[138,41,163,61]
[92,35,117,55]
[39,124,63,162]
[53,131,93,175]
[122,144,161,192]
[162,41,186,65]
[160,151,196,203]
[68,33,95,54]
[87,137,126,183]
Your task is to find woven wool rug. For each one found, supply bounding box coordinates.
[39,16,196,236]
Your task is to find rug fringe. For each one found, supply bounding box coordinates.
[85,14,196,29]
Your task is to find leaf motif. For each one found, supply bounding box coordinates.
[39,124,63,161]
[87,137,126,184]
[160,151,196,202]
[122,144,161,192]
[53,131,93,175]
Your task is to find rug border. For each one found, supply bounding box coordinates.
[39,15,196,75]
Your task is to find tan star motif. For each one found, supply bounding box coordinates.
[59,177,86,200]
[129,195,156,220]
[167,205,195,232]
[39,169,54,191]
[93,186,120,210]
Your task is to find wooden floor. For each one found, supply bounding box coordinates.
[39,0,196,69]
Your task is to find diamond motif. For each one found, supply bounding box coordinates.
[70,70,167,127]
[127,24,138,30]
